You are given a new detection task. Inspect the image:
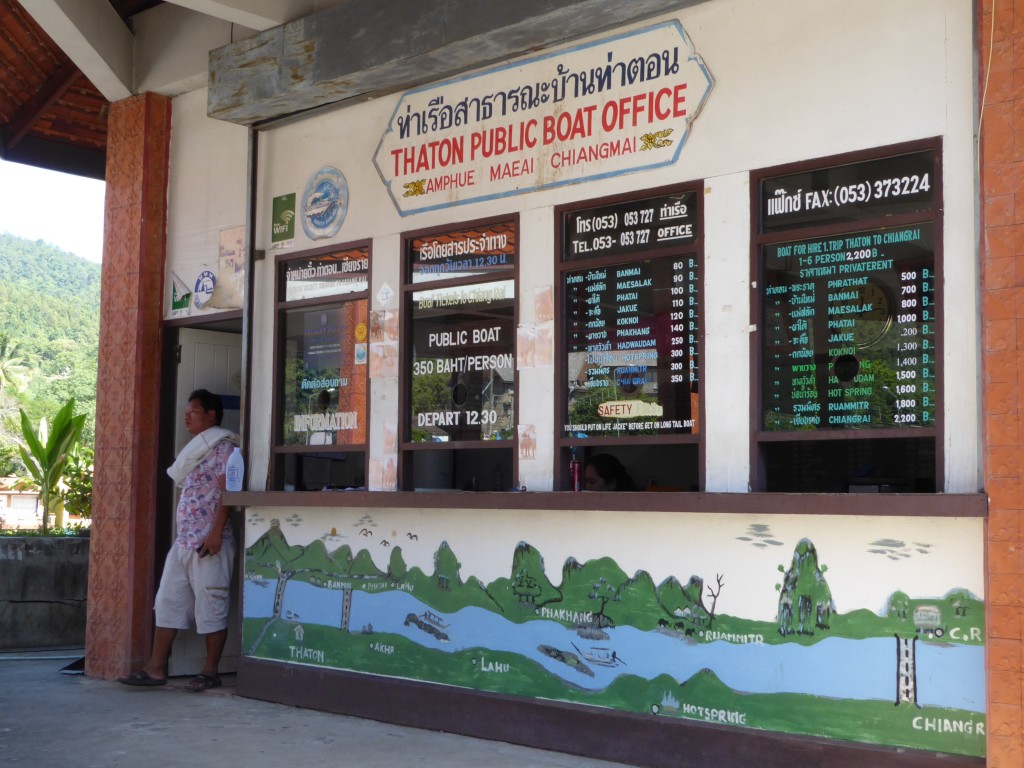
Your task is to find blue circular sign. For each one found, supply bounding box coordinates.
[193,270,216,309]
[302,166,348,240]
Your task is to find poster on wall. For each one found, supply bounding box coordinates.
[170,272,192,318]
[563,190,700,438]
[210,225,245,309]
[271,192,296,249]
[374,21,714,215]
[759,149,939,432]
[280,301,368,447]
[243,508,985,758]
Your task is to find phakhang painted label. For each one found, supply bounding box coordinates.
[374,21,713,215]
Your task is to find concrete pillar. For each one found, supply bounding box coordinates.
[980,1,1024,765]
[85,92,170,680]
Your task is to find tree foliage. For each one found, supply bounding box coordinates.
[19,399,86,533]
[0,234,99,459]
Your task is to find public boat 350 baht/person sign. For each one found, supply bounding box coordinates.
[373,21,714,216]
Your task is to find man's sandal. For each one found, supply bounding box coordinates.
[184,673,222,692]
[117,670,167,687]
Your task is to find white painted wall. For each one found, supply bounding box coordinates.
[164,0,979,493]
[166,87,249,317]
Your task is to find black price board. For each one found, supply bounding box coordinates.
[762,224,936,432]
[409,280,516,442]
[563,190,698,262]
[564,254,699,437]
[760,150,936,233]
[409,221,516,283]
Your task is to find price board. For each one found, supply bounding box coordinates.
[561,188,701,439]
[762,224,936,431]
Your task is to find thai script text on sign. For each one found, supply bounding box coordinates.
[374,21,713,215]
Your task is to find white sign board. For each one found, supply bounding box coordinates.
[374,21,713,215]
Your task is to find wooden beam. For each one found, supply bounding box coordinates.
[208,0,696,126]
[3,58,80,150]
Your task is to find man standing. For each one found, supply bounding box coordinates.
[118,389,238,691]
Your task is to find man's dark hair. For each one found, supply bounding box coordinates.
[188,389,224,425]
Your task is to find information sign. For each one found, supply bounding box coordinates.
[409,280,516,442]
[281,247,369,301]
[760,149,936,232]
[563,190,697,261]
[408,221,516,284]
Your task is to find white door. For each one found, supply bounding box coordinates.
[168,328,243,677]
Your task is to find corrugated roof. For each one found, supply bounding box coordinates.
[0,0,161,179]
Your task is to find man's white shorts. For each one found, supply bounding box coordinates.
[154,540,234,634]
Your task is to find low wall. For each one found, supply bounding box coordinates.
[0,537,89,650]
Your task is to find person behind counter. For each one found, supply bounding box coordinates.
[584,453,636,491]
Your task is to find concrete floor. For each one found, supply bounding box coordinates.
[0,650,636,768]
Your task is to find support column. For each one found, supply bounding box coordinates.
[980,2,1024,765]
[85,93,170,680]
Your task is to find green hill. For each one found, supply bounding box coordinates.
[0,233,101,467]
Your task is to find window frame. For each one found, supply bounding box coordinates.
[748,137,945,492]
[398,214,520,491]
[270,240,372,490]
[554,181,706,491]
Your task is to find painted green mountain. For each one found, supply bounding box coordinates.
[246,521,307,575]
[777,537,833,636]
[244,526,984,645]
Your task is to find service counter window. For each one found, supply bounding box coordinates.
[272,245,370,490]
[400,218,517,491]
[753,140,941,492]
[557,185,702,492]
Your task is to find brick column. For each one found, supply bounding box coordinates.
[980,2,1024,765]
[85,93,170,680]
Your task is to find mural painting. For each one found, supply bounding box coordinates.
[242,509,984,757]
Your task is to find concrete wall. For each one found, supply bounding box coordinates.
[0,537,89,650]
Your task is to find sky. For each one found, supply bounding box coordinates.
[0,157,106,263]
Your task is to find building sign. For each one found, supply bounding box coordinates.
[281,246,369,301]
[759,149,940,432]
[374,21,713,215]
[563,190,701,438]
[280,302,368,446]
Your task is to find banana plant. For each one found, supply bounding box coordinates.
[19,399,86,534]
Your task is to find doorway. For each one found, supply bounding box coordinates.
[166,326,243,676]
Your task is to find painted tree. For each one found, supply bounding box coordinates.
[588,576,621,628]
[705,573,724,627]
